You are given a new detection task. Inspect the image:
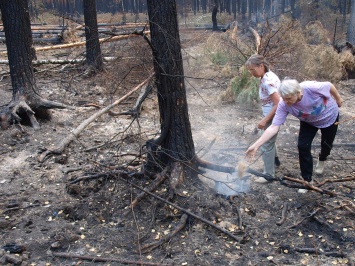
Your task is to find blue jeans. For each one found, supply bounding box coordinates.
[298,114,339,181]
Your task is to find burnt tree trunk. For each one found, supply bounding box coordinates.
[0,0,71,129]
[83,0,104,72]
[347,0,355,44]
[0,0,36,96]
[212,5,218,31]
[146,0,195,174]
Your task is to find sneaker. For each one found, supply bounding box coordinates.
[275,157,281,167]
[315,159,325,174]
[297,180,313,193]
[298,188,308,193]
[254,177,269,183]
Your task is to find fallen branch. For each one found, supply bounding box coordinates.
[37,73,154,163]
[335,116,355,125]
[109,80,154,117]
[120,176,243,242]
[119,169,167,221]
[279,176,337,196]
[316,176,355,187]
[52,252,165,265]
[276,202,288,226]
[0,57,117,65]
[0,30,150,55]
[140,214,188,253]
[196,157,235,174]
[235,206,243,229]
[287,207,321,229]
[197,137,217,158]
[280,246,347,258]
[294,247,346,257]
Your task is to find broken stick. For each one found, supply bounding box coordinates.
[38,73,154,163]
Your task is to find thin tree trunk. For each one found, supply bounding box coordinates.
[347,0,355,44]
[83,0,104,71]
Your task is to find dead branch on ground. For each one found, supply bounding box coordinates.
[0,57,117,65]
[276,202,289,226]
[52,252,165,265]
[119,169,167,221]
[37,73,154,163]
[0,30,150,56]
[140,214,188,254]
[196,157,235,174]
[279,176,338,196]
[120,176,243,243]
[279,246,347,258]
[316,175,355,187]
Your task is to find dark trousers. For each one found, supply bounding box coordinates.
[297,115,339,181]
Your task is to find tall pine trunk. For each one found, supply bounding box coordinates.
[146,0,195,168]
[84,0,104,72]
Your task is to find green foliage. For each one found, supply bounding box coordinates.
[210,51,229,65]
[231,67,260,106]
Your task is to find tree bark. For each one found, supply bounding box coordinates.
[0,0,71,129]
[347,0,355,44]
[83,0,104,72]
[0,0,37,98]
[212,5,218,31]
[146,0,195,172]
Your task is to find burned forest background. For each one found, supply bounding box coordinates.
[0,0,355,265]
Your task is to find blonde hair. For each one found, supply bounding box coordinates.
[245,54,270,72]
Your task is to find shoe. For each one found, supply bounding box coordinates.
[315,159,325,174]
[254,177,269,183]
[275,157,281,167]
[297,180,313,193]
[298,188,308,193]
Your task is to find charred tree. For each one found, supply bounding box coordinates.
[83,0,104,73]
[212,4,218,31]
[347,0,355,44]
[0,0,71,129]
[145,0,196,177]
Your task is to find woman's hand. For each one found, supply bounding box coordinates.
[245,145,258,161]
[257,118,267,129]
[336,97,344,107]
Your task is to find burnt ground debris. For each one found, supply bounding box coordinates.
[0,28,355,266]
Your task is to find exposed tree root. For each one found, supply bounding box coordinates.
[38,73,154,162]
[140,214,188,254]
[0,98,40,130]
[0,94,74,130]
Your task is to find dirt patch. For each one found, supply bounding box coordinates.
[0,29,355,266]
